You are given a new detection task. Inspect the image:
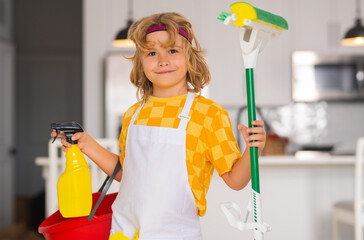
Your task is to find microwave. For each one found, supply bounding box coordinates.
[292,51,364,102]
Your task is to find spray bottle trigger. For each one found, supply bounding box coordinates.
[52,129,60,144]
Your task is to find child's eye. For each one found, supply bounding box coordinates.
[147,52,156,56]
[169,49,178,54]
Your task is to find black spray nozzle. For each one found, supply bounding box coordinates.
[51,121,84,144]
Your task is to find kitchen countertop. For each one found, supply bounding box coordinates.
[260,152,355,166]
[35,152,355,168]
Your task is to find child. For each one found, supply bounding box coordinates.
[51,12,266,240]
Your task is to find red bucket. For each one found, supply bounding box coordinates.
[39,192,117,240]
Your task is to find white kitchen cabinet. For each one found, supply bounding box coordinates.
[201,155,355,240]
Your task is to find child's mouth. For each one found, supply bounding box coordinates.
[157,70,175,74]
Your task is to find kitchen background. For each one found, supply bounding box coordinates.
[0,0,364,239]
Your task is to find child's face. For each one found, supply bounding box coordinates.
[141,31,188,97]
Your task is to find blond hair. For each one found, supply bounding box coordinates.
[128,12,211,102]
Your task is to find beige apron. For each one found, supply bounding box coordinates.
[110,92,202,240]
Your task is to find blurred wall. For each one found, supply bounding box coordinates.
[14,0,82,196]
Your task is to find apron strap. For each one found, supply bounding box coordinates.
[130,102,144,125]
[178,92,195,130]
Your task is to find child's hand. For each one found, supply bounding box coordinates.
[238,120,266,155]
[50,130,89,153]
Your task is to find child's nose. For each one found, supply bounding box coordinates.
[158,54,169,66]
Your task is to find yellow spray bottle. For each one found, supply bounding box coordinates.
[51,121,92,218]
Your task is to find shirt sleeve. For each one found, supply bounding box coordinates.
[207,108,242,176]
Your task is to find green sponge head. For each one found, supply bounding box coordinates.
[230,2,288,30]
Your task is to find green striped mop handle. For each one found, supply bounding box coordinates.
[218,2,288,240]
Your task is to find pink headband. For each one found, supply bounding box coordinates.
[146,25,192,44]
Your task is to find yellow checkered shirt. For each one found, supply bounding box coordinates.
[118,94,242,216]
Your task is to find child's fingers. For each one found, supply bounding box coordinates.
[238,124,249,138]
[237,123,246,130]
[246,134,266,142]
[242,121,266,154]
[50,129,66,138]
[50,129,57,138]
[251,120,264,127]
[71,132,82,141]
[60,137,72,148]
[61,146,68,152]
[248,141,265,148]
[247,126,265,135]
[239,124,266,148]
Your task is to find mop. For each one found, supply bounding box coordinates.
[217,2,288,240]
